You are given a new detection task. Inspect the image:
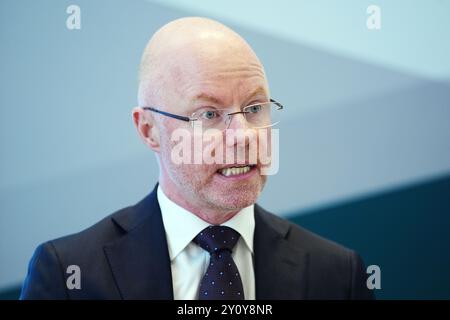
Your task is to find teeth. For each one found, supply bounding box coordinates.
[219,166,251,177]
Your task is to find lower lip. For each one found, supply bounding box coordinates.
[215,166,258,181]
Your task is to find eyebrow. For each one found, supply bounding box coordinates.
[246,87,268,102]
[191,87,267,106]
[191,93,223,105]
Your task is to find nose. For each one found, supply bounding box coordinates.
[224,112,257,149]
[226,112,248,131]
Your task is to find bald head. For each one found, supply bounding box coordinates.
[133,17,271,222]
[138,17,268,108]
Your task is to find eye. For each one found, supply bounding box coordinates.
[247,104,262,113]
[200,110,219,120]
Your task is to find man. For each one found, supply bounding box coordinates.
[20,17,373,300]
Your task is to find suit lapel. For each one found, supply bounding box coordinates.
[102,186,308,300]
[103,186,174,299]
[254,205,310,299]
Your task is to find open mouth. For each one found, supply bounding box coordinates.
[217,165,256,177]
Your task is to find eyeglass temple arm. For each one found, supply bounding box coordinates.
[142,107,191,122]
[270,98,284,110]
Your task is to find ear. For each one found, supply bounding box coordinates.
[132,106,160,152]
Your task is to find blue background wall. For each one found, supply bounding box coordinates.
[1,0,449,299]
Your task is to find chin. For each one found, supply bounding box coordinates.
[206,182,263,211]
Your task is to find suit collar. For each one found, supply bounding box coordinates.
[254,204,310,299]
[103,184,174,299]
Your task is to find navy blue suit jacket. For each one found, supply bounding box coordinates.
[20,185,374,299]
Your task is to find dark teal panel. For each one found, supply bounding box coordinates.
[0,286,21,300]
[290,175,450,299]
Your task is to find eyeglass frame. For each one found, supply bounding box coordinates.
[141,98,284,129]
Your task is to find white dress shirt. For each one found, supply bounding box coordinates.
[157,186,256,300]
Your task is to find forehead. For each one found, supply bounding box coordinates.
[179,63,267,102]
[159,40,268,108]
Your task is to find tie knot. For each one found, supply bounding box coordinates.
[194,226,240,254]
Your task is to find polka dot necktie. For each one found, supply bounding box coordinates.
[194,225,245,300]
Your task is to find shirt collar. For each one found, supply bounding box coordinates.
[157,185,255,261]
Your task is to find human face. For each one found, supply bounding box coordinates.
[155,37,270,216]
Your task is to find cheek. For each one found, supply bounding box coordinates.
[169,164,217,194]
[160,132,215,184]
[256,128,273,162]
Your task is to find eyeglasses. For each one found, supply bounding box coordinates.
[142,99,284,130]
